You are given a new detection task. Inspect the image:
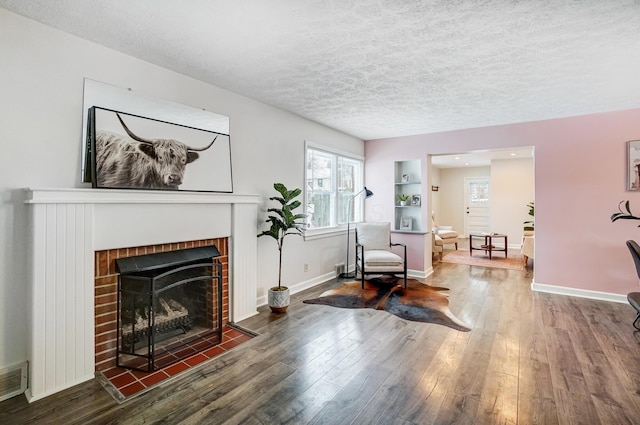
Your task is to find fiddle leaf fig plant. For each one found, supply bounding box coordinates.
[611,200,640,226]
[258,183,307,289]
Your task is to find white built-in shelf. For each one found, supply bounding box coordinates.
[394,160,423,232]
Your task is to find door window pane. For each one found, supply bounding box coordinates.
[469,182,490,205]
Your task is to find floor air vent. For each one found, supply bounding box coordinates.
[0,362,27,401]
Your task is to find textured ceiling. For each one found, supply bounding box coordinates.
[2,0,640,140]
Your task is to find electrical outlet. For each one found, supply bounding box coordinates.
[304,263,309,272]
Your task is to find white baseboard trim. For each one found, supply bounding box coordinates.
[408,268,432,279]
[256,271,337,307]
[255,268,434,307]
[531,282,628,304]
[25,374,94,403]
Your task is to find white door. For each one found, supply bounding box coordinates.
[464,177,490,235]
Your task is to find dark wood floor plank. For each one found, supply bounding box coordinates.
[307,365,393,425]
[553,387,602,425]
[542,327,590,396]
[224,324,367,423]
[517,361,559,425]
[477,371,519,425]
[400,331,469,424]
[350,324,447,425]
[176,361,297,424]
[248,377,343,425]
[518,297,559,425]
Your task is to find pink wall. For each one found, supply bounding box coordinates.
[365,108,640,295]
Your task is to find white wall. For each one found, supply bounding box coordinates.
[491,158,535,247]
[0,10,363,370]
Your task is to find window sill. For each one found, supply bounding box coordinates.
[304,226,351,241]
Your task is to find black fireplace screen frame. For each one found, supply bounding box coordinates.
[115,245,223,372]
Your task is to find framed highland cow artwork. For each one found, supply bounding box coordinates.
[87,107,233,192]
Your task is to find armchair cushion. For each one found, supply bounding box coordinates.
[363,250,404,267]
[433,226,458,240]
[356,222,390,250]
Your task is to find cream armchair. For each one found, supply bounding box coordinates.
[432,213,459,260]
[355,222,407,288]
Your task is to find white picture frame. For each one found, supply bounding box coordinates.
[400,216,412,230]
[411,194,421,206]
[401,173,410,183]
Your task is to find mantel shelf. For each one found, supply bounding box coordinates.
[24,188,261,205]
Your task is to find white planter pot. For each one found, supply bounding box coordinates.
[400,201,407,206]
[268,287,290,313]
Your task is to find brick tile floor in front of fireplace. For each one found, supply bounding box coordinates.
[99,325,254,402]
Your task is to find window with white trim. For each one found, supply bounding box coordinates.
[305,143,364,231]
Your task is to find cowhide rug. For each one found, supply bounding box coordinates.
[303,276,471,332]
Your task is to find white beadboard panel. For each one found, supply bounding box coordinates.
[44,204,57,393]
[27,202,96,402]
[81,205,95,386]
[54,204,67,387]
[25,188,259,401]
[231,203,259,322]
[27,201,46,399]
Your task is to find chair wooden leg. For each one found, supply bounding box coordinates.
[438,252,443,260]
[455,242,458,250]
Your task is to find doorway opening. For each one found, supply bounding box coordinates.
[428,146,534,266]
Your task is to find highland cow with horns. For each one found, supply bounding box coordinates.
[96,113,217,189]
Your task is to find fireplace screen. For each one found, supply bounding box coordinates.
[115,245,223,372]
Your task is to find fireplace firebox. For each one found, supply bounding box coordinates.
[115,245,223,372]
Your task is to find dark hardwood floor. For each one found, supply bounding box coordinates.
[2,260,640,424]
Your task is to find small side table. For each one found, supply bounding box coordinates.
[470,233,508,260]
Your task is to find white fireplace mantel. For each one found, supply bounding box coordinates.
[24,187,261,402]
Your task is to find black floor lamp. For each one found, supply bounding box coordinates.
[340,186,374,279]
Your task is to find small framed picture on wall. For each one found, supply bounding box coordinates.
[401,173,410,183]
[628,140,640,190]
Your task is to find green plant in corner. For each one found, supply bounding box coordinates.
[523,201,535,231]
[258,183,307,312]
[397,194,410,202]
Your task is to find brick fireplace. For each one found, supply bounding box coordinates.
[94,238,229,373]
[25,188,260,402]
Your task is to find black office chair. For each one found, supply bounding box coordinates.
[626,240,640,330]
